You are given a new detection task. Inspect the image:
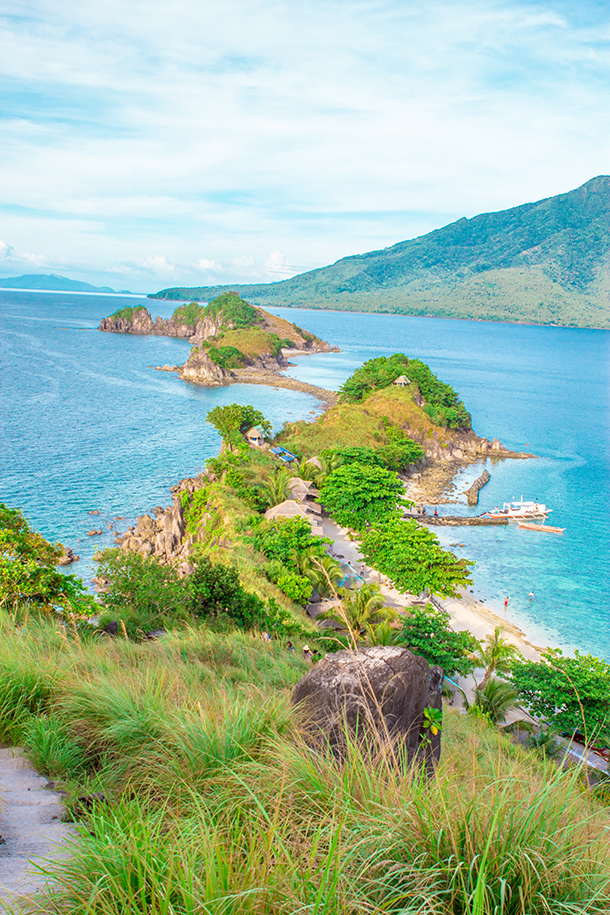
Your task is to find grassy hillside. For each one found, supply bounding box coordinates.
[2,616,610,914]
[150,177,610,328]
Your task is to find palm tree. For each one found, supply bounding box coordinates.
[475,626,522,688]
[306,553,343,598]
[318,582,398,640]
[527,727,563,760]
[366,619,402,646]
[263,469,291,508]
[474,677,520,725]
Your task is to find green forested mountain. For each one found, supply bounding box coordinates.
[151,176,610,328]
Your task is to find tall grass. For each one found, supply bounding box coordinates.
[1,616,609,914]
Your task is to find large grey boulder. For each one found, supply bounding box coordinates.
[292,646,443,767]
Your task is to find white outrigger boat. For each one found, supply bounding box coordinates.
[481,496,551,520]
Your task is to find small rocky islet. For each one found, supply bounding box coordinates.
[99,290,340,396]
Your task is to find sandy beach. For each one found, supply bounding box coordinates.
[320,514,543,665]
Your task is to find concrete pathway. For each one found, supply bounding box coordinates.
[0,749,76,911]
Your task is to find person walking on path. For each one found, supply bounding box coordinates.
[303,644,313,663]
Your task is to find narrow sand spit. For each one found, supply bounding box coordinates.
[0,749,75,911]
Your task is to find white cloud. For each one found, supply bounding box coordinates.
[196,258,223,271]
[264,251,293,277]
[232,255,256,270]
[108,255,176,276]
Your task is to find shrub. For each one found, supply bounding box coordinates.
[98,551,192,636]
[254,517,329,568]
[22,715,87,779]
[276,571,312,605]
[207,345,248,369]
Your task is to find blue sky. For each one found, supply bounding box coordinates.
[1,0,610,292]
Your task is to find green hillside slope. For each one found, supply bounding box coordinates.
[151,177,610,328]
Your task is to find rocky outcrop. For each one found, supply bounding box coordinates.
[292,646,443,767]
[465,469,491,505]
[100,308,157,335]
[179,349,232,386]
[112,475,208,568]
[100,308,199,339]
[57,547,80,565]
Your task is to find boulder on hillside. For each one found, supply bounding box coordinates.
[292,646,442,768]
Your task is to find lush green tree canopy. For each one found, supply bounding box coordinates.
[510,648,610,743]
[319,463,406,531]
[206,404,271,442]
[254,517,329,569]
[0,504,93,615]
[339,354,408,403]
[396,605,479,678]
[338,353,470,430]
[360,519,474,597]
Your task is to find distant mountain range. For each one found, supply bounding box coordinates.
[0,274,128,294]
[150,176,610,329]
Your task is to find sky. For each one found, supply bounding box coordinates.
[1,0,610,293]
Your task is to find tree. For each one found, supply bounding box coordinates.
[475,627,522,688]
[338,354,408,403]
[98,550,191,635]
[0,504,94,615]
[396,605,479,677]
[206,404,271,443]
[263,469,291,508]
[255,517,330,569]
[305,553,343,599]
[510,649,610,744]
[319,463,406,531]
[473,677,520,725]
[360,519,474,598]
[318,583,397,640]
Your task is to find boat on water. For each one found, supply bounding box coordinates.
[517,521,566,534]
[481,496,551,520]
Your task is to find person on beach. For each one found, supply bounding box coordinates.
[504,596,509,610]
[528,591,534,600]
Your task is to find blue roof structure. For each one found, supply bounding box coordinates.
[270,447,297,463]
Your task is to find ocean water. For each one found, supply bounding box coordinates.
[1,291,609,657]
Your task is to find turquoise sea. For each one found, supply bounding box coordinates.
[1,291,608,657]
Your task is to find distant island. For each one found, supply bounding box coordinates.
[99,291,340,402]
[0,273,131,294]
[150,176,610,329]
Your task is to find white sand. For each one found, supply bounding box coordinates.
[319,515,544,663]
